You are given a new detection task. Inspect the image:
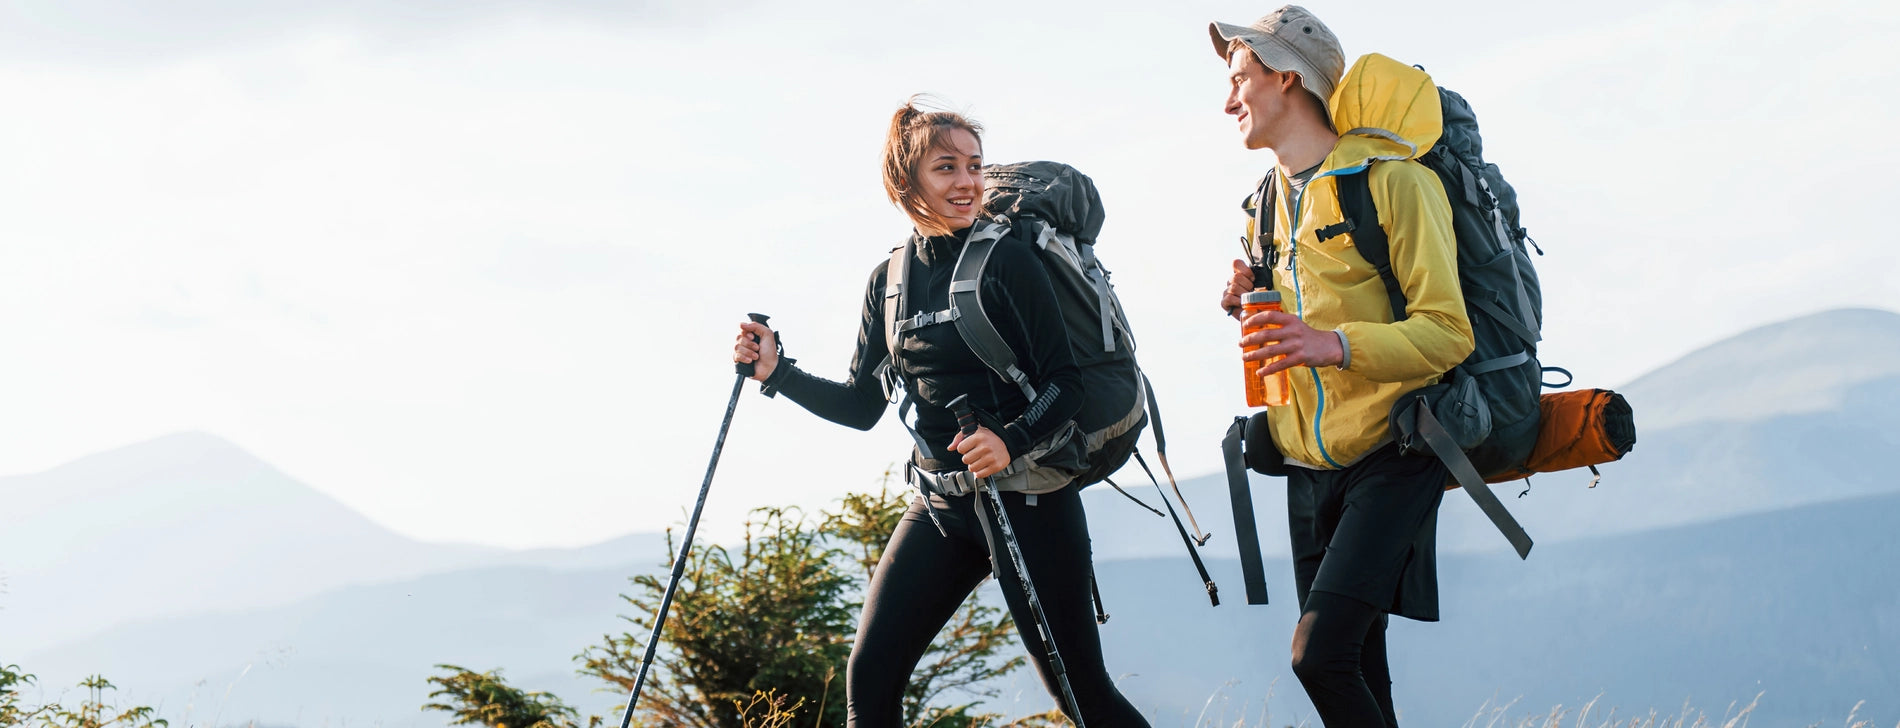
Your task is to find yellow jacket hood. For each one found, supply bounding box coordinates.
[1328,53,1442,169]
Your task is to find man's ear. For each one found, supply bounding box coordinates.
[1283,70,1304,94]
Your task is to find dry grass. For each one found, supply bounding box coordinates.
[1461,692,1765,728]
[1095,686,1897,728]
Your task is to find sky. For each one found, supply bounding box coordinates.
[1,0,1895,549]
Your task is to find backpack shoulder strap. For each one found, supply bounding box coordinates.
[949,221,1038,402]
[1248,174,1279,279]
[881,239,947,462]
[884,240,912,369]
[1331,168,1409,322]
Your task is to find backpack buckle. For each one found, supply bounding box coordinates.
[1316,218,1357,243]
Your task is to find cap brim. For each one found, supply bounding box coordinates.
[1209,20,1254,61]
[1206,21,1337,116]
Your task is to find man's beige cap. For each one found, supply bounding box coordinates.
[1210,5,1345,113]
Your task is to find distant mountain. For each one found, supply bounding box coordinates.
[22,563,651,728]
[1082,307,1900,558]
[13,307,1900,727]
[1011,490,1900,728]
[32,489,1896,728]
[0,432,665,655]
[1620,307,1900,431]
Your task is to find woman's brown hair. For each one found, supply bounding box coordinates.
[881,96,984,237]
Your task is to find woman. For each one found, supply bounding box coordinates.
[732,98,1149,727]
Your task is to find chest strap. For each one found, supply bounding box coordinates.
[894,308,959,334]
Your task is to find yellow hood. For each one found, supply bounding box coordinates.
[1327,53,1442,167]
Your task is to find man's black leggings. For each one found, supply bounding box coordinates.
[845,484,1148,727]
[1291,591,1396,727]
[1283,443,1447,728]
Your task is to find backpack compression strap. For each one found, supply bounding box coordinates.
[1221,417,1270,605]
[1413,398,1534,559]
[949,222,1038,402]
[1040,221,1134,355]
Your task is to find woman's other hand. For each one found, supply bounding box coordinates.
[949,426,1010,479]
[734,320,778,382]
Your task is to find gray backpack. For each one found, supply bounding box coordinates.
[1327,84,1560,559]
[883,162,1145,489]
[885,161,1223,606]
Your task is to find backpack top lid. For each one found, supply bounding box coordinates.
[979,161,1105,245]
[1329,53,1442,166]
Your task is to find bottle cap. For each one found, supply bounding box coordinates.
[1241,290,1282,305]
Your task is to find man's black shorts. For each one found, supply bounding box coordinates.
[1287,442,1447,621]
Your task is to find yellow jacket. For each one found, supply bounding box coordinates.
[1246,53,1474,469]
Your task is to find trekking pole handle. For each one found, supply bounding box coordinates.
[735,312,771,377]
[947,394,979,436]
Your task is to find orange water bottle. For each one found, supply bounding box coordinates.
[1242,290,1291,407]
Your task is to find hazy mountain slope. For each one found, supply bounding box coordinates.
[1034,491,1900,727]
[14,308,1900,726]
[1619,307,1900,431]
[28,493,1897,728]
[21,563,652,728]
[0,432,666,656]
[1084,308,1900,558]
[0,433,496,654]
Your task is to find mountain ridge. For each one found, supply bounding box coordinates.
[26,488,1898,728]
[1620,306,1900,430]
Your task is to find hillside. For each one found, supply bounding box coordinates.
[22,563,653,728]
[28,487,1897,728]
[13,308,1900,726]
[0,432,664,656]
[1037,490,1900,727]
[1082,307,1900,558]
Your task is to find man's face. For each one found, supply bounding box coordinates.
[1225,50,1290,150]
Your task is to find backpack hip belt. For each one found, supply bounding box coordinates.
[908,419,1087,497]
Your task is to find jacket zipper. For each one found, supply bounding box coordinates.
[1286,162,1370,469]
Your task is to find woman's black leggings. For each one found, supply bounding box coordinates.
[845,485,1148,727]
[1291,591,1396,728]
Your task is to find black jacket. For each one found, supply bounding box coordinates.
[762,226,1083,470]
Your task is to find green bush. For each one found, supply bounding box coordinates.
[429,476,1032,728]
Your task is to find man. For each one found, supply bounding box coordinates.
[1210,6,1474,726]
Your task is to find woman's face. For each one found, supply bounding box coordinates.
[913,127,983,232]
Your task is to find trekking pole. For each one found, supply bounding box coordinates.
[949,395,1086,727]
[617,313,769,728]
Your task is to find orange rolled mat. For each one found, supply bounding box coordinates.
[1486,388,1636,484]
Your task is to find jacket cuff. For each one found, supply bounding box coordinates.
[757,357,799,398]
[1333,329,1352,370]
[998,418,1028,461]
